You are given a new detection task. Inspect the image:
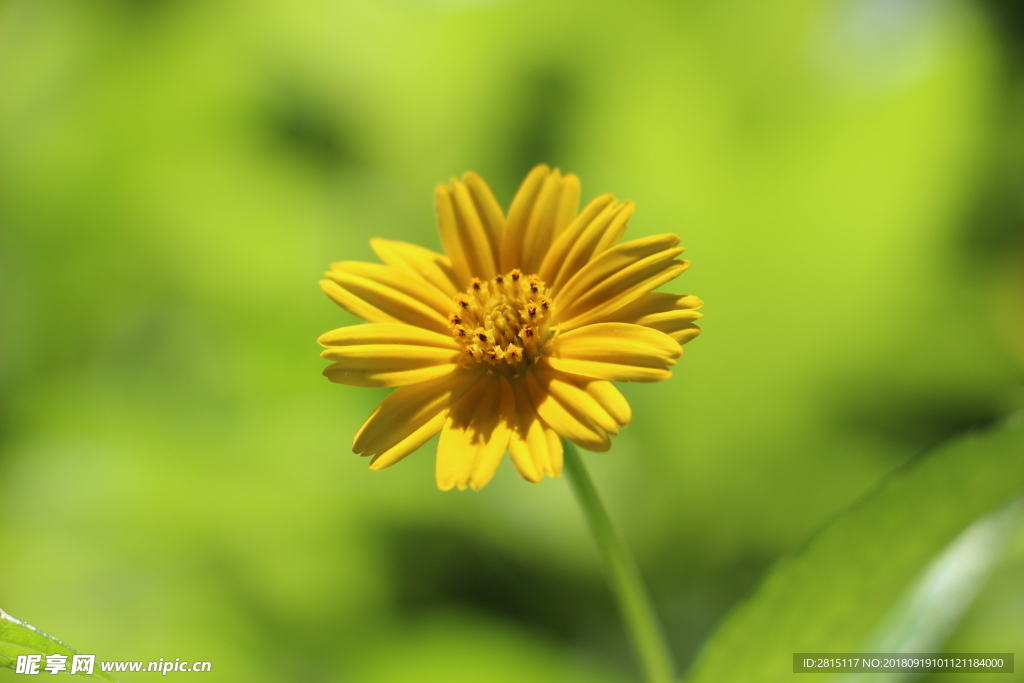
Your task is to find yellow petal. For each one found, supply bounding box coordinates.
[543,368,622,435]
[670,324,702,344]
[353,370,480,456]
[570,261,689,332]
[321,343,460,388]
[550,202,634,296]
[508,380,552,482]
[546,323,681,383]
[544,424,564,476]
[463,172,505,256]
[521,170,571,275]
[436,376,513,491]
[557,248,690,332]
[323,267,450,334]
[500,164,550,273]
[507,427,541,483]
[606,293,705,319]
[584,381,632,428]
[591,201,634,255]
[318,322,458,350]
[370,239,461,297]
[553,173,580,237]
[537,193,616,286]
[597,293,704,344]
[320,279,398,325]
[435,185,470,286]
[556,233,682,311]
[470,377,515,490]
[369,410,448,471]
[436,378,490,490]
[436,179,499,286]
[451,177,500,278]
[329,261,455,318]
[524,365,612,452]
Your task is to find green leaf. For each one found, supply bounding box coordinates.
[684,416,1024,683]
[0,608,117,682]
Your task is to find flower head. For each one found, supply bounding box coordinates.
[319,165,702,490]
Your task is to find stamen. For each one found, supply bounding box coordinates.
[505,344,523,365]
[448,270,555,374]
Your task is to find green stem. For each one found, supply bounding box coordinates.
[563,440,677,683]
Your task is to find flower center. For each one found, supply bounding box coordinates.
[448,269,555,375]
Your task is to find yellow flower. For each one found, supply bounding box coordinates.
[318,165,703,490]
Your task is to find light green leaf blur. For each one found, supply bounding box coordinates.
[686,417,1024,683]
[0,609,117,682]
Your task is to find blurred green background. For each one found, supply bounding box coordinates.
[2,0,1023,681]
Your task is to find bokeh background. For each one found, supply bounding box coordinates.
[2,0,1024,681]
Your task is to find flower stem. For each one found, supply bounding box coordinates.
[562,440,677,683]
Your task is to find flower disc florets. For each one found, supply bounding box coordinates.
[448,269,555,375]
